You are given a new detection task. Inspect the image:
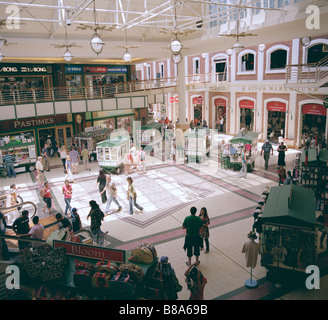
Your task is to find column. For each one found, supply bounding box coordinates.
[177,58,187,124]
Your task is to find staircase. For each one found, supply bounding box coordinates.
[285,56,328,88]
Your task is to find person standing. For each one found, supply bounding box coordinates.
[60,145,67,170]
[219,115,224,133]
[87,200,105,242]
[12,210,30,250]
[126,176,143,215]
[62,180,73,216]
[199,207,210,254]
[19,216,44,248]
[42,143,50,172]
[261,139,273,170]
[71,208,82,233]
[182,207,203,267]
[81,145,90,171]
[238,147,248,179]
[3,151,16,178]
[96,169,107,204]
[138,147,146,174]
[184,263,207,300]
[278,165,286,186]
[284,171,293,185]
[277,142,287,167]
[124,151,132,175]
[65,155,76,183]
[36,156,45,185]
[0,211,10,260]
[102,175,122,214]
[55,213,72,231]
[41,182,52,214]
[69,146,80,174]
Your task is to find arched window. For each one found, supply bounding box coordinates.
[241,53,255,71]
[307,44,328,64]
[270,49,287,69]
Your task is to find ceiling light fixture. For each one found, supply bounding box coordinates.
[170,36,182,55]
[171,53,182,64]
[90,0,104,55]
[122,49,132,62]
[63,49,73,62]
[170,3,183,64]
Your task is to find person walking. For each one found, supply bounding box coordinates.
[69,146,80,174]
[81,145,90,171]
[138,147,146,174]
[3,151,16,178]
[278,165,286,186]
[71,208,82,233]
[64,155,76,183]
[102,175,122,214]
[238,147,248,179]
[126,176,143,215]
[261,139,273,170]
[219,115,224,133]
[96,169,107,204]
[62,180,73,216]
[12,210,30,250]
[87,200,105,244]
[42,143,50,172]
[36,156,45,185]
[124,151,132,175]
[277,142,287,167]
[40,181,52,214]
[182,207,203,267]
[199,207,210,254]
[60,145,67,170]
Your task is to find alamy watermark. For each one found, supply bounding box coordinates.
[5,4,20,30]
[305,5,320,30]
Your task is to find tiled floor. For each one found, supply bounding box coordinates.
[1,132,327,300]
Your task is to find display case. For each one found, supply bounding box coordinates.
[136,122,163,150]
[184,128,211,163]
[0,131,37,172]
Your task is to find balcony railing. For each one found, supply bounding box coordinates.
[0,71,227,107]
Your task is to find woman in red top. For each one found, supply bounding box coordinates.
[41,182,52,214]
[184,264,207,300]
[62,180,73,216]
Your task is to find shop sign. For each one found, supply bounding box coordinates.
[54,240,125,263]
[107,66,127,73]
[93,108,134,119]
[169,96,175,103]
[84,66,108,73]
[239,99,255,109]
[13,117,55,129]
[65,66,83,74]
[0,65,52,74]
[214,98,227,107]
[302,103,326,116]
[267,101,286,112]
[192,96,203,105]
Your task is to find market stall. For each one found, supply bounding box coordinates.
[0,131,36,173]
[184,128,212,163]
[136,122,163,151]
[96,134,130,174]
[260,184,319,278]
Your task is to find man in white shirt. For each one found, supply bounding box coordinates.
[36,156,45,185]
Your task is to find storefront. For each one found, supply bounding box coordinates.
[267,101,287,142]
[0,114,73,157]
[65,66,83,89]
[301,103,327,144]
[239,99,255,131]
[192,95,204,126]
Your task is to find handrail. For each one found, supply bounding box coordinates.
[0,72,227,107]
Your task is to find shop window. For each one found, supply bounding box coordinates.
[307,44,328,64]
[159,63,164,78]
[240,52,255,72]
[270,49,287,70]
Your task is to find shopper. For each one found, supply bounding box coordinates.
[278,165,286,186]
[69,146,80,174]
[284,171,293,185]
[184,263,207,300]
[138,147,146,174]
[81,145,90,171]
[182,207,203,266]
[0,211,10,260]
[36,156,45,185]
[102,175,122,214]
[277,142,287,167]
[219,115,224,132]
[87,200,105,238]
[124,151,132,175]
[238,147,248,179]
[126,176,143,215]
[42,143,50,172]
[3,151,16,178]
[12,210,30,250]
[96,169,107,204]
[62,180,73,216]
[60,145,67,170]
[19,216,44,248]
[55,213,72,231]
[40,182,52,214]
[65,155,76,183]
[199,207,210,254]
[71,208,82,233]
[7,184,20,222]
[261,139,273,170]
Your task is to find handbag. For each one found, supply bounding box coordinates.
[91,272,111,289]
[94,258,118,276]
[128,243,156,264]
[110,271,136,297]
[74,259,94,272]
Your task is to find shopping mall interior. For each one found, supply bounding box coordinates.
[0,0,328,304]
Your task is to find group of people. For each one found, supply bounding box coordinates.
[124,144,147,175]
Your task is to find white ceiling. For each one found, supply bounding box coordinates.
[0,0,327,65]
